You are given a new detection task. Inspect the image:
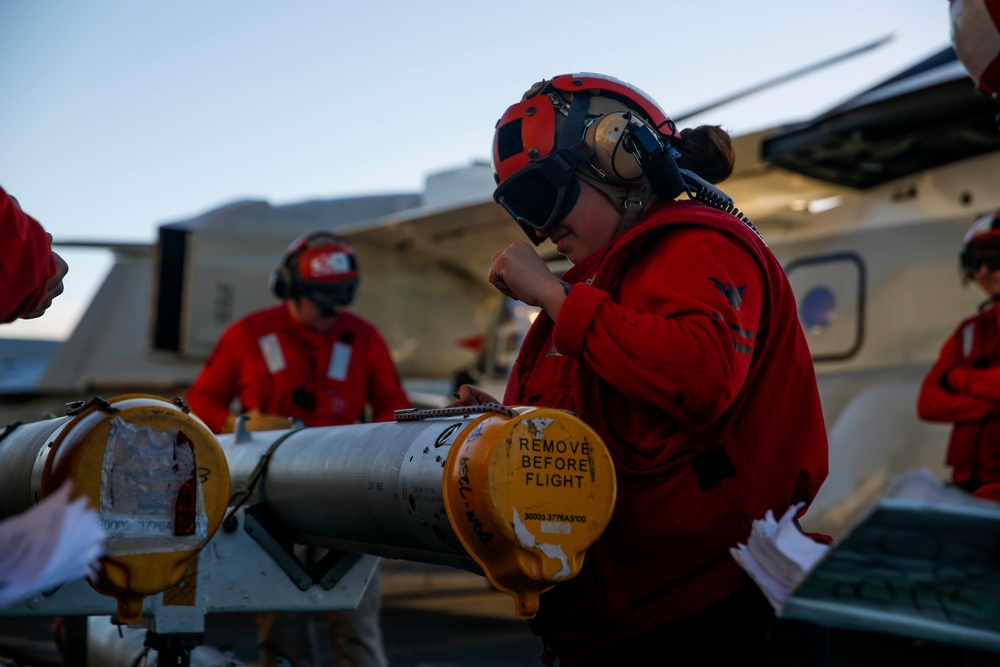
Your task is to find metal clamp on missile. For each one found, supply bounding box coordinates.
[0,394,231,623]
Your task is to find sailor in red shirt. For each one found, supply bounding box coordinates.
[187,232,409,434]
[187,232,409,667]
[454,74,829,666]
[918,211,1000,499]
[1,185,68,323]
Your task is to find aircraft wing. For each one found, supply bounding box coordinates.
[338,193,521,282]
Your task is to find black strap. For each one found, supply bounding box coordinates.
[559,89,592,154]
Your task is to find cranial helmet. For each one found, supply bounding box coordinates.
[950,0,1000,97]
[960,210,1000,278]
[270,232,359,310]
[491,73,685,244]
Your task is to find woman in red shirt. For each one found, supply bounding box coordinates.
[454,73,829,666]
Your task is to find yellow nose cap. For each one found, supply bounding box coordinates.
[443,407,616,618]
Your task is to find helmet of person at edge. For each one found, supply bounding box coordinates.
[960,210,1000,279]
[491,73,683,244]
[950,0,1000,98]
[270,232,360,309]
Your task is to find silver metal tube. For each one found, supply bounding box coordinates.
[0,416,72,517]
[221,416,478,571]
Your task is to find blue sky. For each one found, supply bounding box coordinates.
[0,0,952,339]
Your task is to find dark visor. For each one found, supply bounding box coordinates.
[492,147,586,242]
[302,282,357,312]
[961,248,1000,276]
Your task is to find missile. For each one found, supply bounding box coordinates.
[222,403,617,618]
[0,398,617,622]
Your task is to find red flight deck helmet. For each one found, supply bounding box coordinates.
[960,210,1000,279]
[270,232,360,311]
[491,73,684,244]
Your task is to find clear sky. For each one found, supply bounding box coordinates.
[0,0,952,340]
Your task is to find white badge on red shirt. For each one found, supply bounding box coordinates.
[258,334,286,374]
[328,341,352,381]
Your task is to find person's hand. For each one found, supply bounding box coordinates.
[222,409,293,433]
[488,242,561,306]
[445,384,500,408]
[22,247,68,320]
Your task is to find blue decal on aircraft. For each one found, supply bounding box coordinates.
[800,286,836,331]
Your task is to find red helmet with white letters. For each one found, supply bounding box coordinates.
[270,232,359,308]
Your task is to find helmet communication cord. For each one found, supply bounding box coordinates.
[677,169,761,238]
[623,117,761,238]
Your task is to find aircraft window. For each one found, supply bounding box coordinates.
[784,253,865,362]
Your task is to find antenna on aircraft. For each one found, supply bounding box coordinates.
[672,33,896,123]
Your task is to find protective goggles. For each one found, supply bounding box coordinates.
[492,147,587,242]
[301,282,357,313]
[961,248,1000,277]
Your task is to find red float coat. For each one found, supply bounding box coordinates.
[1,186,57,323]
[917,304,1000,489]
[504,199,828,661]
[186,304,410,433]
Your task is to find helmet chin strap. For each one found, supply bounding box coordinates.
[576,170,655,237]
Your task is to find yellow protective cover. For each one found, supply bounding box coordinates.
[43,394,230,622]
[443,406,616,618]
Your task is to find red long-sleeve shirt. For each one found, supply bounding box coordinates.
[1,186,57,323]
[506,199,828,662]
[186,304,410,433]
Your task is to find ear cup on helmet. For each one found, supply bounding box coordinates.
[270,265,296,299]
[584,112,646,183]
[582,108,686,201]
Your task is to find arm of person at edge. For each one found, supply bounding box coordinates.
[0,186,69,324]
[917,328,998,422]
[944,364,1000,403]
[365,327,413,421]
[459,231,762,430]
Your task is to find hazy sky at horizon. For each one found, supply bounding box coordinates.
[0,0,952,339]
